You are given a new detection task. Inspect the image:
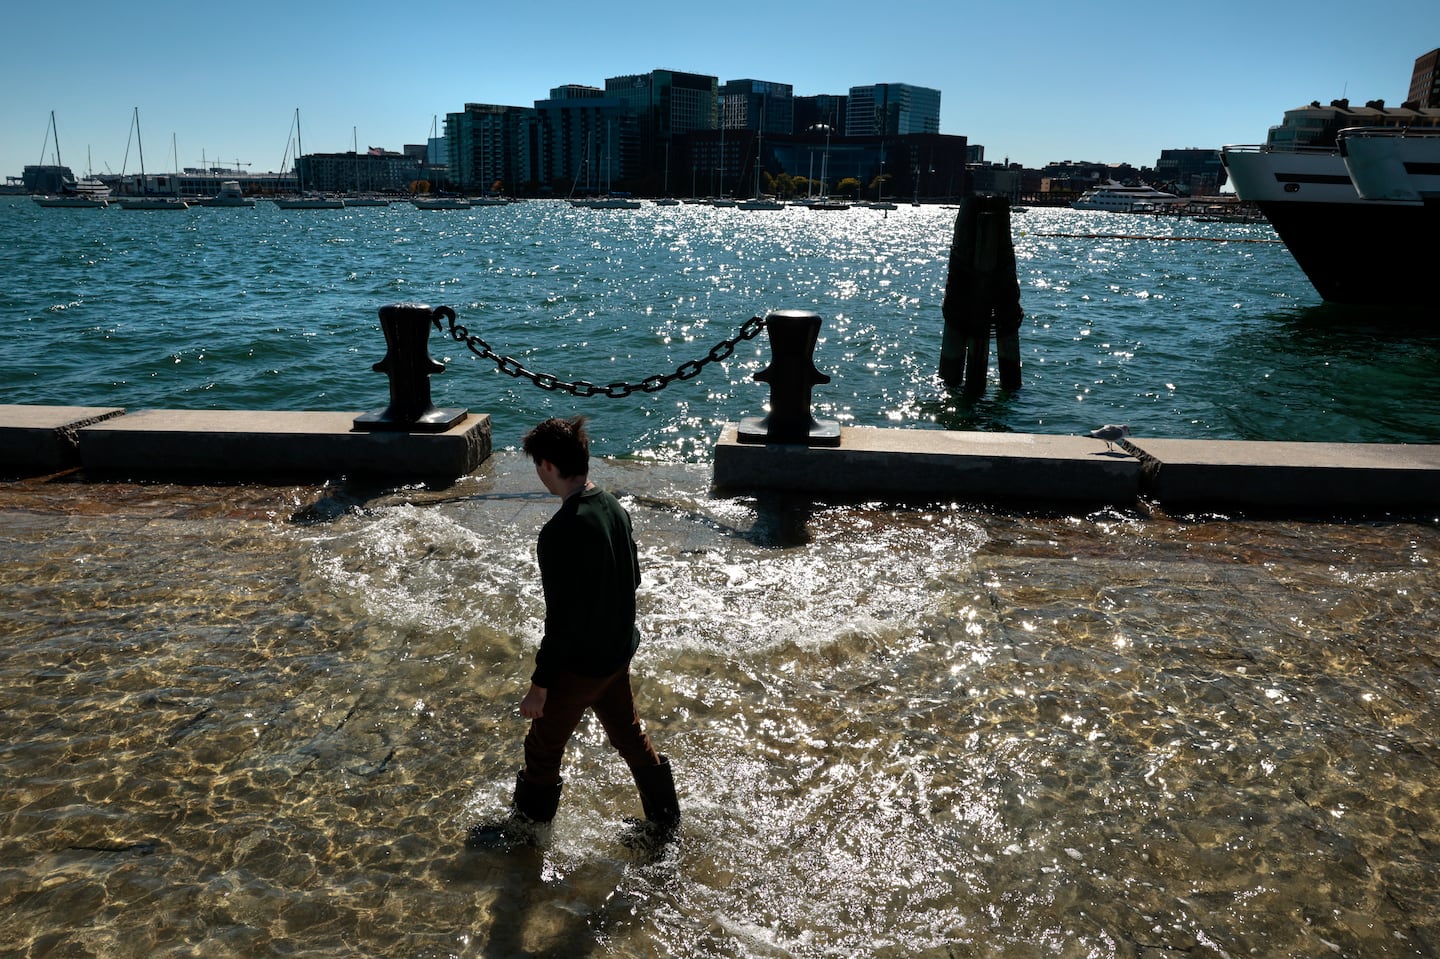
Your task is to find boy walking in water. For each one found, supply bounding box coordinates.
[470,416,679,845]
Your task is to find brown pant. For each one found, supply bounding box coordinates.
[523,666,660,786]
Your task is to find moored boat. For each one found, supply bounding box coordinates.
[34,193,109,208]
[1222,98,1440,306]
[117,196,190,210]
[275,194,345,209]
[197,180,256,208]
[30,112,111,208]
[1339,127,1440,201]
[412,196,472,210]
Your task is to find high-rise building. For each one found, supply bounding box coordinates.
[446,103,533,194]
[532,86,633,194]
[847,83,941,137]
[1408,47,1439,108]
[719,79,794,134]
[605,69,719,192]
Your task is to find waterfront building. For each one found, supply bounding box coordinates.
[1265,98,1440,149]
[294,150,419,194]
[532,86,634,195]
[1155,148,1226,195]
[719,79,794,134]
[605,69,719,195]
[846,83,942,137]
[22,165,76,194]
[794,95,848,137]
[446,103,534,195]
[1408,47,1439,108]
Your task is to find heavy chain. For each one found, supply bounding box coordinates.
[431,311,767,399]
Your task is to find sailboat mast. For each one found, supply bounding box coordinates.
[50,111,63,169]
[294,108,304,192]
[135,108,147,192]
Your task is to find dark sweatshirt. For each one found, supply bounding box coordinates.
[531,487,642,688]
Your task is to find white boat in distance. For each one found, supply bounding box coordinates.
[1071,182,1182,212]
[197,180,255,208]
[117,107,188,210]
[31,111,111,208]
[412,196,472,209]
[275,194,345,209]
[570,195,643,209]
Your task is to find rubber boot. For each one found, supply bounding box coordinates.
[632,755,680,830]
[466,771,563,848]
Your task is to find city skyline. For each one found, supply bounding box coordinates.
[2,0,1436,183]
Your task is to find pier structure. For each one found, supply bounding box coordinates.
[3,404,1437,513]
[2,301,1437,512]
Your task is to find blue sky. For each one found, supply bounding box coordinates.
[4,0,1437,181]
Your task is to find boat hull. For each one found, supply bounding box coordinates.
[1255,197,1437,306]
[117,198,190,210]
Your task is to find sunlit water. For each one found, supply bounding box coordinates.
[5,196,1440,457]
[2,197,1438,957]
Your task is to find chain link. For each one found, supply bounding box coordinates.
[432,312,767,399]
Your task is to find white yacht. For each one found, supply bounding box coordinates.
[197,181,256,208]
[1071,182,1182,212]
[1222,98,1440,306]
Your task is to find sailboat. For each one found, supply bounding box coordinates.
[709,113,735,205]
[32,111,110,208]
[569,122,641,209]
[739,108,783,210]
[344,127,389,206]
[861,142,897,210]
[276,109,344,209]
[117,108,189,210]
[654,141,680,205]
[806,123,849,210]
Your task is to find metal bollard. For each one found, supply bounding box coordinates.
[353,303,469,432]
[737,310,841,446]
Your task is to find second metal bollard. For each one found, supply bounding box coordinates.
[354,302,468,432]
[737,310,841,446]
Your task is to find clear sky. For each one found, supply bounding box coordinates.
[3,0,1437,181]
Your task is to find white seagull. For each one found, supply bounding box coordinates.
[1088,423,1131,452]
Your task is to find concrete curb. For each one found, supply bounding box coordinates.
[714,424,1141,504]
[0,406,491,479]
[0,405,127,471]
[75,409,492,478]
[1126,437,1440,510]
[715,424,1440,511]
[4,407,1437,511]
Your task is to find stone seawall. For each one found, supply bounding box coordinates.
[3,405,1437,512]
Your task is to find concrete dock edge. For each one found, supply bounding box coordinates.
[4,407,1435,511]
[74,409,492,478]
[1126,437,1440,509]
[714,424,1142,504]
[0,405,128,472]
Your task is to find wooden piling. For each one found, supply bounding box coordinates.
[940,195,1024,393]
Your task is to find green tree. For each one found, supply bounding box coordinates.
[837,177,862,199]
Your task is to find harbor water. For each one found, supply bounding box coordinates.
[2,196,1438,957]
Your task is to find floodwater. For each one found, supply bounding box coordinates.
[2,455,1436,957]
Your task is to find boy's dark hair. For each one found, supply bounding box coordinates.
[522,416,590,478]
